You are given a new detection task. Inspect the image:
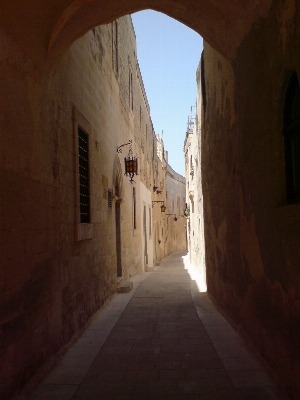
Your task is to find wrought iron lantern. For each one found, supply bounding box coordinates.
[152,201,166,212]
[166,213,178,221]
[160,204,166,213]
[117,139,138,184]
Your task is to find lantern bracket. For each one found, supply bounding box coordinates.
[117,139,132,153]
[152,201,166,212]
[166,213,178,221]
[152,201,164,208]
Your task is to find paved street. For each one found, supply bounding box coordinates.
[27,253,285,400]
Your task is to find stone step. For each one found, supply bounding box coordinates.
[117,281,133,293]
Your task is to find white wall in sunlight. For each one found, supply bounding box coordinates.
[182,254,207,292]
[183,58,206,288]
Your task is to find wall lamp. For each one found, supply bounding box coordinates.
[166,213,178,221]
[152,201,166,212]
[117,139,138,184]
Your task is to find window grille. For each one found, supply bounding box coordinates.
[78,126,90,223]
[108,189,112,208]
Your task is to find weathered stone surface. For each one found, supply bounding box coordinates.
[197,4,300,397]
[1,0,300,399]
[0,13,185,399]
[117,281,133,293]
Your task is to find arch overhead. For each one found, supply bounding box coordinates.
[0,0,272,75]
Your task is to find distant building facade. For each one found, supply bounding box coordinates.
[184,57,206,288]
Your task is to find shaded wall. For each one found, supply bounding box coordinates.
[201,2,300,397]
[0,16,184,398]
[2,0,300,398]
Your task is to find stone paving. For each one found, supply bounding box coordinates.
[27,252,286,400]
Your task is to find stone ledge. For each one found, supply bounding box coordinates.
[117,281,133,293]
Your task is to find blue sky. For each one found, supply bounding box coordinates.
[131,10,203,177]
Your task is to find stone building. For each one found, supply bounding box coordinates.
[184,61,206,288]
[165,163,186,256]
[0,15,186,399]
[186,28,300,399]
[2,0,300,398]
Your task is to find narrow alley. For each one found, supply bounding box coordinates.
[26,253,284,400]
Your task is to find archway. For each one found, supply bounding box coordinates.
[0,0,272,77]
[115,183,122,278]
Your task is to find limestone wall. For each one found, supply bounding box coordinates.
[201,2,300,396]
[165,164,187,255]
[0,15,185,398]
[184,59,206,284]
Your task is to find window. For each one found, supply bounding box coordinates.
[146,124,148,144]
[73,108,93,241]
[152,136,155,160]
[129,70,133,111]
[112,20,118,74]
[284,71,300,202]
[78,126,90,223]
[149,207,152,237]
[133,187,136,229]
[108,189,112,208]
[140,106,142,128]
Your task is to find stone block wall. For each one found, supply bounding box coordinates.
[184,59,206,280]
[201,2,300,396]
[0,15,185,398]
[165,164,187,255]
[3,0,300,398]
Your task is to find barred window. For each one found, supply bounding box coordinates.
[78,126,90,223]
[108,189,112,208]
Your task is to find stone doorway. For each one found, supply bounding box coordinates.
[143,205,148,269]
[115,199,122,278]
[113,157,124,279]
